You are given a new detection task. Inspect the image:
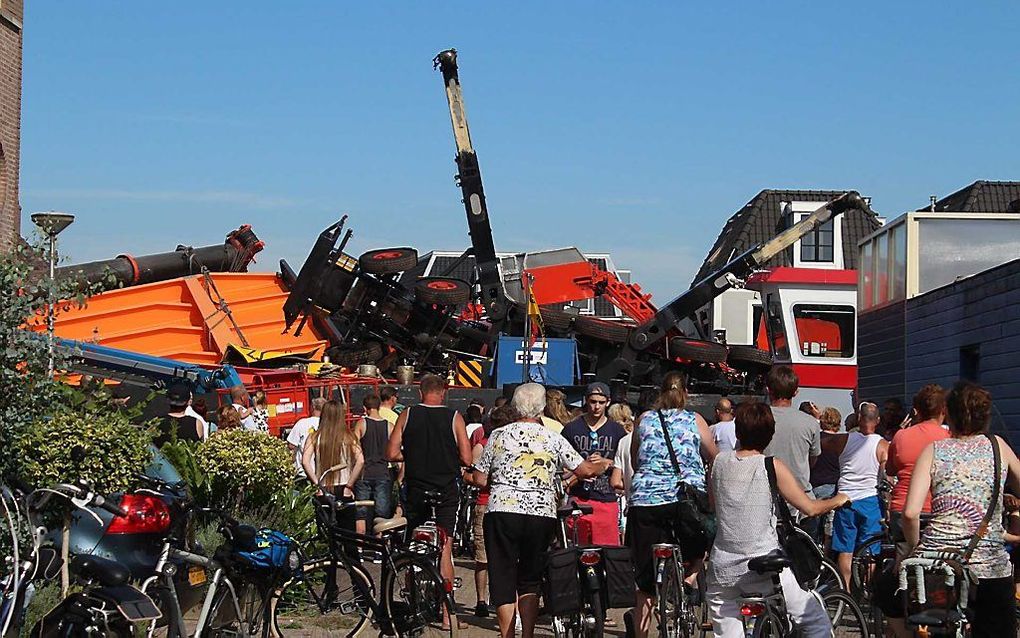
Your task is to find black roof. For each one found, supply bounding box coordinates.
[693,189,882,284]
[921,180,1020,213]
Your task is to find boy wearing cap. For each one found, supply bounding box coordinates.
[155,384,203,447]
[561,381,625,545]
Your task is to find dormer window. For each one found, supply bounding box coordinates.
[784,201,844,269]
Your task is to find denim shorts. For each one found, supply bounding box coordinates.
[355,477,394,521]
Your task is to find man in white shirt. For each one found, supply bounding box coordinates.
[287,397,326,477]
[710,398,738,452]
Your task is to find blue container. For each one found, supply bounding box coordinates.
[494,336,578,387]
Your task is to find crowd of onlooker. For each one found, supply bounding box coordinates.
[150,365,1020,638]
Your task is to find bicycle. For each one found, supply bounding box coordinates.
[451,484,477,559]
[547,500,606,638]
[847,481,896,636]
[270,468,458,637]
[651,542,710,638]
[737,550,871,637]
[142,502,301,638]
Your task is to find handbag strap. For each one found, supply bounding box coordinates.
[963,433,1002,561]
[657,409,683,484]
[764,456,795,531]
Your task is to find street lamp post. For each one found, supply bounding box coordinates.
[30,211,75,378]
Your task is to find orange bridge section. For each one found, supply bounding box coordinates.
[35,272,328,365]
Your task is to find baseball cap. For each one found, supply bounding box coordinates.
[585,381,611,400]
[167,383,191,408]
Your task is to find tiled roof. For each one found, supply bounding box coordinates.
[921,180,1020,213]
[693,189,882,284]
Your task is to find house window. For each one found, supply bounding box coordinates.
[800,219,835,263]
[786,201,845,269]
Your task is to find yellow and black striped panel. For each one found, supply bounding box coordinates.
[455,360,485,388]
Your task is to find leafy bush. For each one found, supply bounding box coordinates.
[196,429,292,509]
[10,409,152,494]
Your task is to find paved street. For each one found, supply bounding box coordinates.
[447,557,630,637]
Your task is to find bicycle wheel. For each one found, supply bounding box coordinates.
[270,556,375,638]
[849,535,886,636]
[204,579,266,637]
[747,609,781,638]
[816,558,846,596]
[656,558,691,638]
[823,590,871,638]
[383,553,458,637]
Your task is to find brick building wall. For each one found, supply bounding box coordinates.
[0,0,22,248]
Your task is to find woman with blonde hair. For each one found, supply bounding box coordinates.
[302,400,364,498]
[544,388,572,424]
[608,403,635,433]
[250,390,270,433]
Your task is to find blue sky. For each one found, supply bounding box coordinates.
[19,2,1020,301]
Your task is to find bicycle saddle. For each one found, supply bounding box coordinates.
[556,501,594,518]
[70,554,130,587]
[907,609,964,628]
[747,550,791,574]
[373,515,408,534]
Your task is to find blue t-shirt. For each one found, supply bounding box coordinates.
[629,408,706,507]
[561,416,627,502]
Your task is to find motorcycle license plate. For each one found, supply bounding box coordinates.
[188,566,207,586]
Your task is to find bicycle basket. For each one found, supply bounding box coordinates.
[900,552,971,627]
[234,529,301,574]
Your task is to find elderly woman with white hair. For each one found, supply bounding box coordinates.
[474,383,613,638]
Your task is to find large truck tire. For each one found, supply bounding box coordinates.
[359,248,419,275]
[726,345,774,370]
[415,277,472,305]
[574,317,631,344]
[327,341,384,367]
[538,307,576,332]
[669,337,728,364]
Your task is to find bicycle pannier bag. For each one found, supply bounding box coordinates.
[764,457,824,590]
[602,546,635,609]
[235,529,298,572]
[544,547,582,615]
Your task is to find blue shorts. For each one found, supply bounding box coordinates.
[831,495,882,554]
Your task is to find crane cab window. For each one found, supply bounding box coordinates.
[791,304,855,358]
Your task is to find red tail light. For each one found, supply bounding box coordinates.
[653,546,674,559]
[106,494,171,534]
[580,550,601,566]
[740,602,766,617]
[413,529,437,545]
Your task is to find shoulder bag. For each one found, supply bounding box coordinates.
[764,456,825,590]
[658,410,715,557]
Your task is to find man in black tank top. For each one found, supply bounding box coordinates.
[354,394,395,535]
[386,374,472,592]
